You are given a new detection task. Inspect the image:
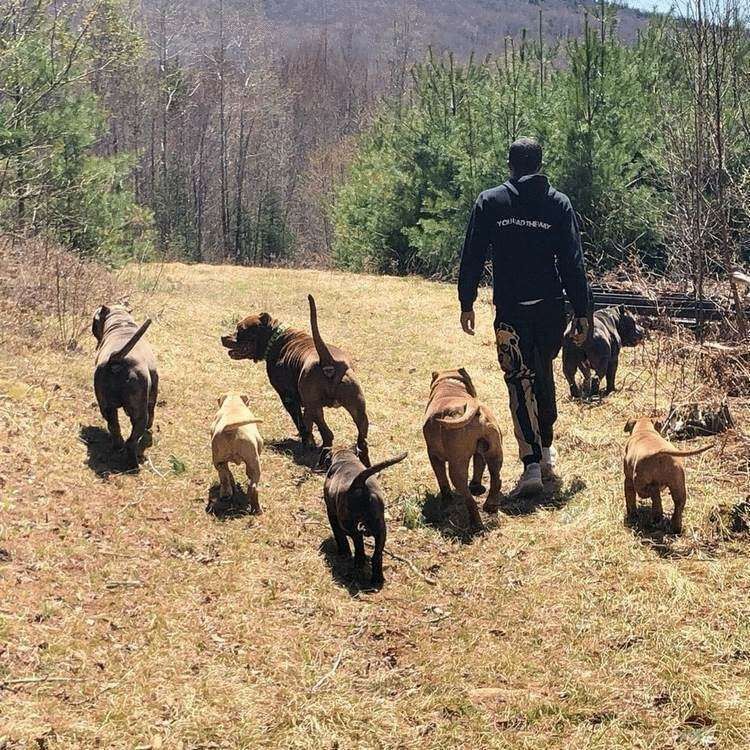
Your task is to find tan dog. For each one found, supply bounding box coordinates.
[211,393,264,512]
[221,295,369,467]
[623,417,712,533]
[423,369,503,530]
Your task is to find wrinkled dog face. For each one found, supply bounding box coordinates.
[616,306,645,347]
[221,313,274,361]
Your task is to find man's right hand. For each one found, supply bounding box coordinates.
[460,310,475,336]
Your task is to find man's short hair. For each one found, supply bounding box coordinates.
[508,137,542,175]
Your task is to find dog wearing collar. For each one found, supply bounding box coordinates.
[221,295,370,466]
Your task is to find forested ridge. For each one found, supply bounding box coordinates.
[1,0,748,294]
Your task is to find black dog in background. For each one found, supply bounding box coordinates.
[562,305,644,399]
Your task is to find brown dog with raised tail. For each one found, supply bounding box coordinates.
[221,295,370,466]
[623,417,713,533]
[323,450,407,588]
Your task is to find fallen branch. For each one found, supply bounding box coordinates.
[365,541,438,586]
[1,675,81,689]
[310,649,344,694]
[105,579,144,590]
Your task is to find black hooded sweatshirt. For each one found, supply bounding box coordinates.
[458,174,590,318]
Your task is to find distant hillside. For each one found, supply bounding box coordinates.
[257,0,653,57]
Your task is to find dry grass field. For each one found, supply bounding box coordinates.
[2,262,750,750]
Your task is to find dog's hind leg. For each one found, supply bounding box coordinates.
[125,409,148,465]
[345,389,370,467]
[650,489,664,526]
[326,503,350,557]
[469,452,486,496]
[428,453,451,501]
[670,476,686,534]
[147,371,158,430]
[102,406,124,450]
[216,462,235,499]
[449,461,483,531]
[563,354,581,398]
[370,530,385,588]
[483,452,503,513]
[352,530,366,567]
[605,357,619,394]
[244,454,262,513]
[624,475,637,524]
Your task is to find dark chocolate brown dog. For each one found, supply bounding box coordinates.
[323,449,407,588]
[221,295,370,466]
[562,305,645,398]
[92,305,158,463]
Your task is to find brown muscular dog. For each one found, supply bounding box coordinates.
[92,305,158,464]
[324,449,407,588]
[623,417,713,533]
[221,295,370,466]
[423,369,503,530]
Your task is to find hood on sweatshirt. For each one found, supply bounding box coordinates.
[504,174,551,202]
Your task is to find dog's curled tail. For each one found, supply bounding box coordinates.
[351,452,408,490]
[657,443,714,459]
[108,318,152,363]
[216,416,263,434]
[308,294,338,370]
[435,401,480,430]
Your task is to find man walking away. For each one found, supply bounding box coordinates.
[458,137,591,498]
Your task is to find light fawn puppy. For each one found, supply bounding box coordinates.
[211,393,264,512]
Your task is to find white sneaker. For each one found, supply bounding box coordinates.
[541,446,558,480]
[509,463,543,498]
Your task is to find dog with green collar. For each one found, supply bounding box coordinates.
[221,295,371,467]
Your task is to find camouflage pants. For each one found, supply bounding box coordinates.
[495,299,566,466]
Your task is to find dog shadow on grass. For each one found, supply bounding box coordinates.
[319,537,380,596]
[205,485,256,520]
[79,425,139,477]
[421,493,494,544]
[499,476,587,517]
[627,506,705,559]
[267,438,324,471]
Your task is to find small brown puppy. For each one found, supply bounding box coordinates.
[92,304,158,463]
[323,449,407,588]
[423,369,503,530]
[623,417,712,533]
[221,295,370,466]
[211,393,264,512]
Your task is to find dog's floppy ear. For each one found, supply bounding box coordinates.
[259,312,273,327]
[458,367,477,397]
[624,419,636,434]
[92,305,109,341]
